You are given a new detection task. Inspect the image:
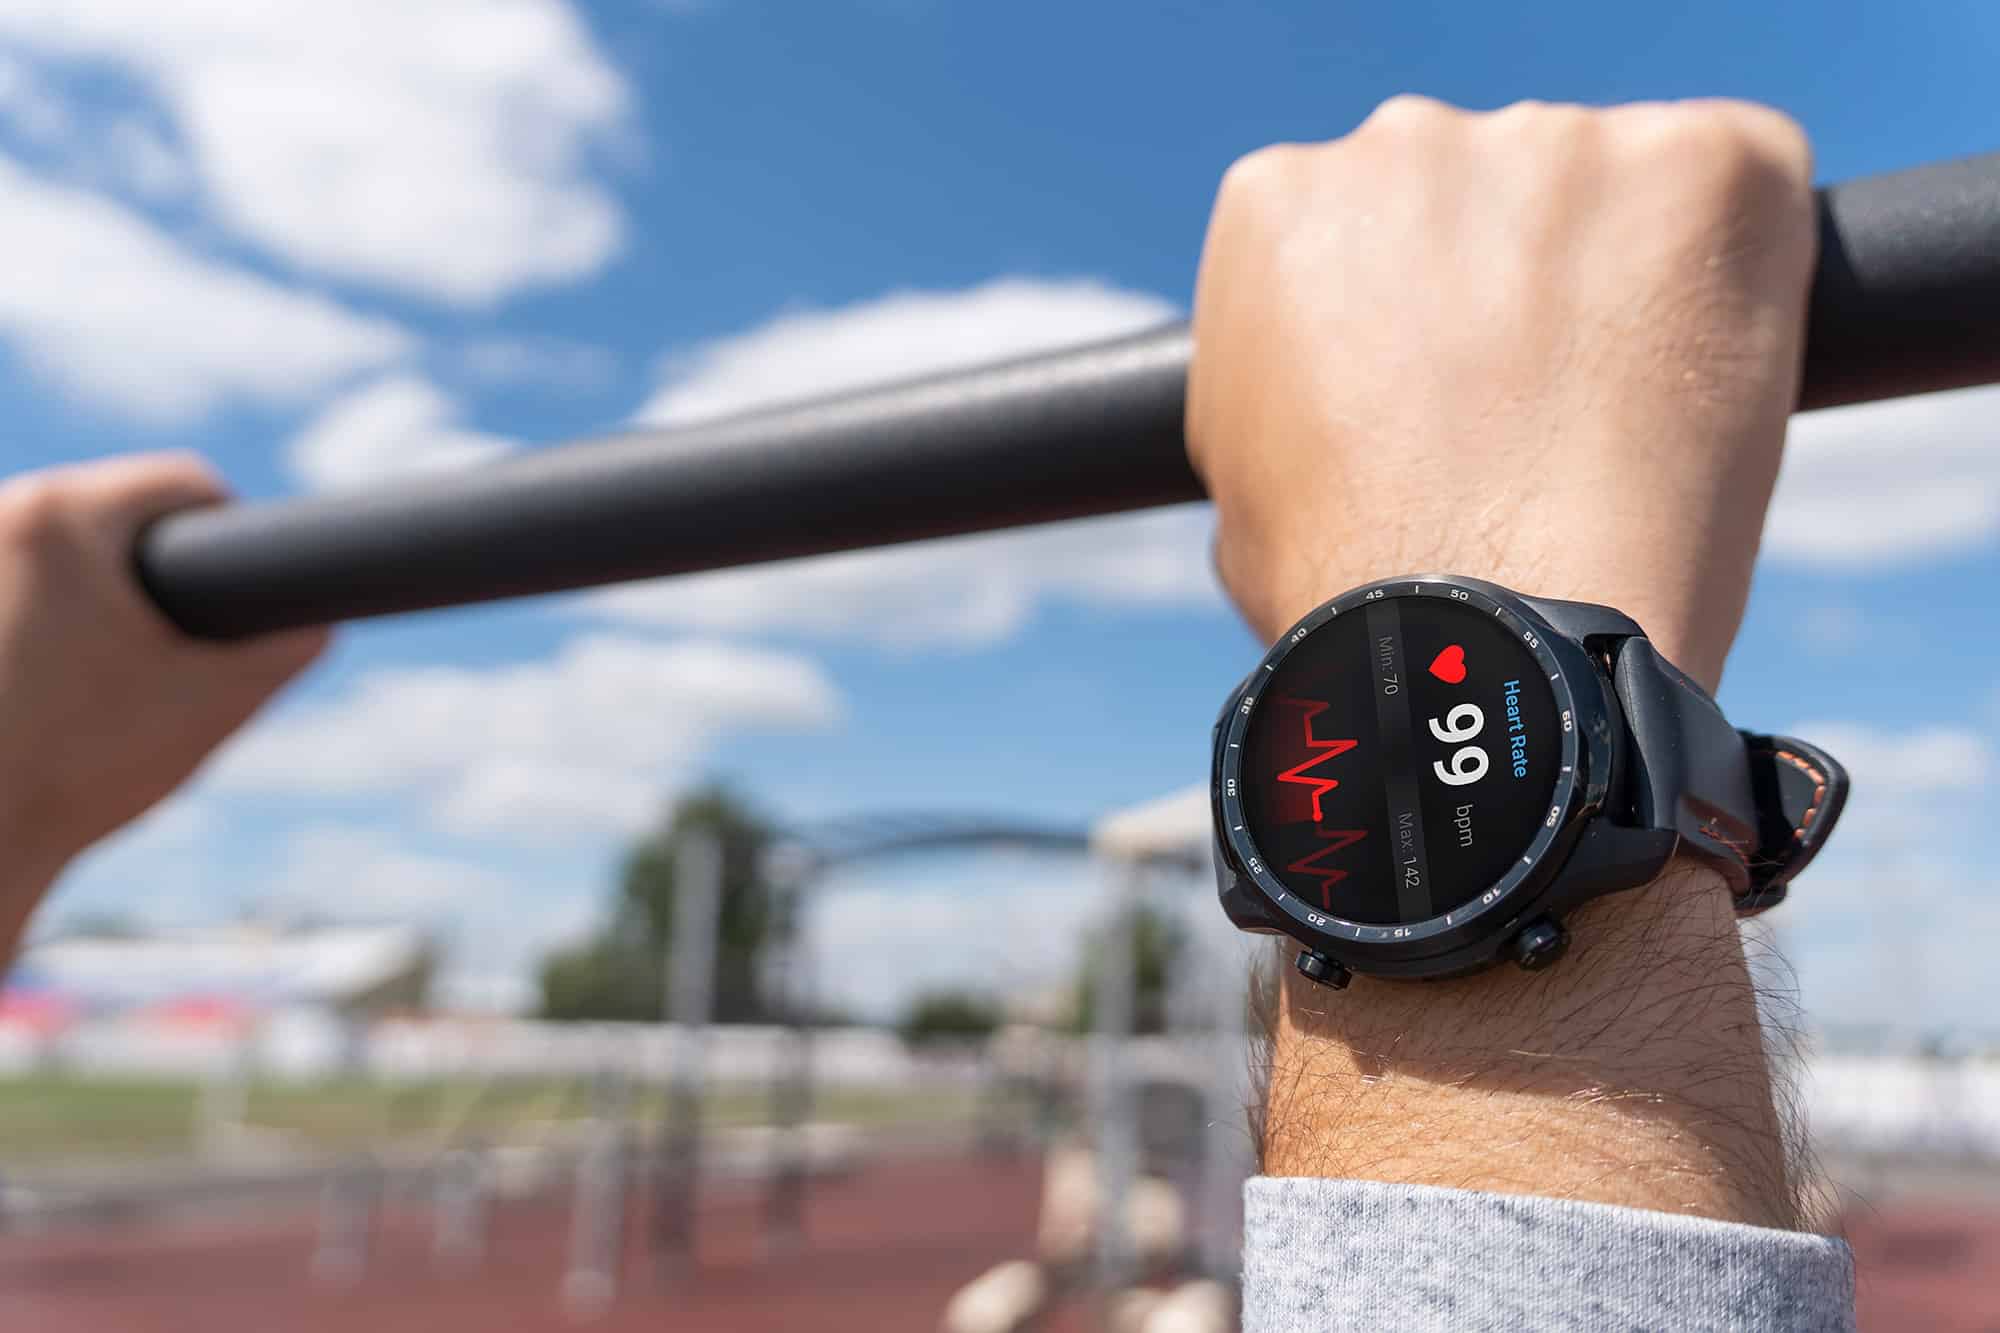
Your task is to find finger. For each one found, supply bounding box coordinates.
[1603,97,1816,196]
[33,455,236,645]
[1669,98,1815,185]
[171,623,334,744]
[65,451,230,542]
[213,623,333,685]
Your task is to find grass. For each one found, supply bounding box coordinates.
[0,1074,997,1164]
[0,1075,204,1159]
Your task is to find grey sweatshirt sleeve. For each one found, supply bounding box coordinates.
[1241,1177,1854,1332]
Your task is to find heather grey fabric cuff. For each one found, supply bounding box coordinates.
[1241,1176,1854,1332]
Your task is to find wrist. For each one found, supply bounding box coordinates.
[0,785,89,877]
[1260,861,1801,1229]
[0,815,74,963]
[1247,558,1734,693]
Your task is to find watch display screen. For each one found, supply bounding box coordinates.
[1240,595,1562,925]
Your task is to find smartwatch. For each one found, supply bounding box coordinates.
[1211,576,1849,988]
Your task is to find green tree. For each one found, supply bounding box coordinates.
[538,785,781,1023]
[898,989,1001,1047]
[536,936,658,1022]
[1072,902,1186,1035]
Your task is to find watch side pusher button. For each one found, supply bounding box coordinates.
[1512,918,1570,972]
[1295,948,1352,990]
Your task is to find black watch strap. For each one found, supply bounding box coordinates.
[1611,639,1849,915]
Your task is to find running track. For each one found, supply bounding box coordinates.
[0,1152,1993,1330]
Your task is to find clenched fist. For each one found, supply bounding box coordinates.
[1187,96,1816,690]
[0,455,327,954]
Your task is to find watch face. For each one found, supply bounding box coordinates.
[1235,586,1566,928]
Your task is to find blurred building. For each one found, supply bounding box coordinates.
[9,921,433,1017]
[0,922,434,1077]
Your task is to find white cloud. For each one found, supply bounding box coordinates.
[457,335,616,392]
[210,634,843,844]
[287,374,516,491]
[266,825,612,1015]
[0,49,198,203]
[431,762,656,844]
[0,50,195,201]
[589,505,1219,648]
[0,151,409,420]
[594,279,1214,646]
[1788,721,1991,794]
[639,277,1178,425]
[808,867,1105,1020]
[101,117,192,200]
[438,888,602,1014]
[98,793,217,855]
[806,861,1255,1022]
[1781,719,1991,859]
[1794,604,1867,657]
[1783,862,2000,1034]
[1740,720,1996,1033]
[30,794,226,939]
[273,824,513,918]
[0,50,69,144]
[0,0,630,305]
[431,970,540,1016]
[1768,385,2000,568]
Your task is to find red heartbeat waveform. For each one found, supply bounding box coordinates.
[1288,828,1369,909]
[1275,698,1358,823]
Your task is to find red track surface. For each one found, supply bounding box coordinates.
[1847,1203,2000,1333]
[1,1153,1995,1331]
[0,1153,1092,1333]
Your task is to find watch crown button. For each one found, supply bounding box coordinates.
[1512,918,1569,972]
[1294,948,1352,990]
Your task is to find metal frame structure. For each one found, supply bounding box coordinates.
[756,817,1097,1248]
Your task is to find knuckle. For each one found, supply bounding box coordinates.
[1214,143,1314,228]
[0,473,70,553]
[1621,102,1814,204]
[1489,98,1586,131]
[1219,143,1306,202]
[1720,103,1813,188]
[1617,104,1717,164]
[1359,93,1457,137]
[155,450,224,493]
[1209,526,1252,613]
[1484,99,1601,155]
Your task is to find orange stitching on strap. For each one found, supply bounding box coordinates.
[1698,817,1751,866]
[1764,748,1827,843]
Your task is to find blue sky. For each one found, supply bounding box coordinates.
[3,1,1996,1025]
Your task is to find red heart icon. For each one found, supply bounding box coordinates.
[1428,644,1467,685]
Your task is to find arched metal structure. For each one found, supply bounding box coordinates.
[741,810,1215,1270]
[757,815,1097,1250]
[779,814,1097,875]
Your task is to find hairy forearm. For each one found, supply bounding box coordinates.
[1259,863,1806,1230]
[1191,98,1827,1242]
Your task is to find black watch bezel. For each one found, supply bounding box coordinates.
[1212,575,1616,973]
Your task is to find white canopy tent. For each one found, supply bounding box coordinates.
[1088,784,1209,870]
[1086,782,1249,1287]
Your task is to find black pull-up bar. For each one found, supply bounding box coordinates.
[138,153,2000,640]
